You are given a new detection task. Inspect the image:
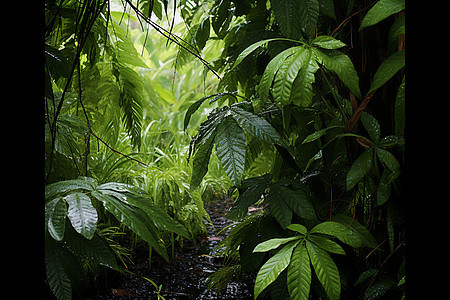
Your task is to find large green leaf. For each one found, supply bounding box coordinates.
[346,149,373,190]
[231,106,284,146]
[306,241,341,300]
[231,38,296,71]
[359,0,405,31]
[91,191,169,261]
[312,48,361,99]
[308,235,346,255]
[253,236,302,253]
[272,0,302,39]
[368,50,405,94]
[46,197,68,241]
[376,148,401,174]
[45,177,97,202]
[272,48,302,106]
[63,226,120,270]
[332,214,378,248]
[310,221,362,248]
[291,50,319,107]
[298,0,319,39]
[97,183,190,238]
[312,35,346,50]
[65,192,98,240]
[287,243,311,300]
[254,241,299,299]
[215,116,247,186]
[270,183,317,222]
[45,241,72,300]
[257,47,298,110]
[360,112,381,143]
[267,187,293,229]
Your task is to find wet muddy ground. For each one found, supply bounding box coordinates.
[96,198,254,299]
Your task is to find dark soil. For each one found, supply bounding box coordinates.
[95,198,254,299]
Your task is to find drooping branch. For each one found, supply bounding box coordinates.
[121,0,221,80]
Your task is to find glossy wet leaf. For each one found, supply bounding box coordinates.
[215,116,246,186]
[312,35,346,50]
[287,224,308,236]
[359,0,405,31]
[254,241,299,299]
[272,0,303,39]
[306,241,341,300]
[287,242,311,300]
[253,236,302,253]
[91,191,168,261]
[310,221,362,248]
[368,50,405,94]
[360,112,380,143]
[313,48,361,99]
[46,197,68,241]
[346,149,373,191]
[65,192,98,240]
[231,107,284,146]
[298,0,319,39]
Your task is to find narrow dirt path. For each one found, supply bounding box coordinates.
[96,197,253,299]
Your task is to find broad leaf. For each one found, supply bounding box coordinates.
[231,106,284,146]
[254,241,299,299]
[306,241,341,300]
[267,188,293,229]
[257,47,298,109]
[91,191,168,261]
[290,51,319,107]
[313,48,361,99]
[273,47,304,106]
[310,221,362,248]
[359,0,405,31]
[45,241,72,300]
[65,192,98,240]
[231,38,295,71]
[215,116,247,186]
[46,197,68,241]
[287,224,308,236]
[63,226,120,269]
[253,236,302,253]
[270,183,317,222]
[298,0,319,39]
[368,50,405,94]
[360,112,381,143]
[308,235,346,255]
[45,177,97,202]
[272,0,302,39]
[376,148,400,174]
[312,35,346,50]
[346,149,373,191]
[332,214,378,248]
[97,183,190,239]
[287,243,311,300]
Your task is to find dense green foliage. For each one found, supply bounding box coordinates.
[44,0,405,299]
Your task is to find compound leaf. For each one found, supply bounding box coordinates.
[310,221,362,248]
[306,241,341,300]
[254,241,299,299]
[287,243,311,300]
